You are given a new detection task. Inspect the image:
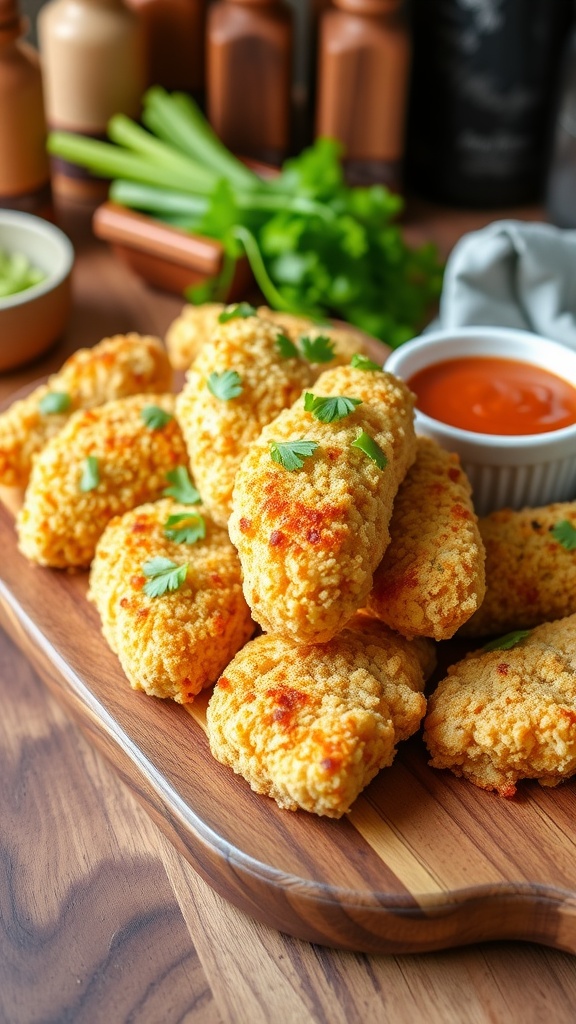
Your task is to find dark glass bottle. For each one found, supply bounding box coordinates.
[545,25,576,227]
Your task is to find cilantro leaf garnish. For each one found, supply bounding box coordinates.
[140,405,173,430]
[163,466,201,504]
[351,353,382,372]
[482,630,532,653]
[351,430,387,469]
[270,439,319,471]
[276,332,299,359]
[218,302,257,323]
[304,392,362,423]
[298,334,335,364]
[551,520,576,551]
[142,557,188,598]
[39,391,71,415]
[79,455,99,492]
[164,512,206,545]
[207,369,243,401]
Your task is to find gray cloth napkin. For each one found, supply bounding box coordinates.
[434,219,576,347]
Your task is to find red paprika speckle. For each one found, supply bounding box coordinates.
[269,530,285,547]
[131,521,149,533]
[137,608,149,618]
[500,784,517,799]
[560,708,576,725]
[130,575,145,590]
[217,676,231,689]
[448,466,461,481]
[266,686,309,730]
[306,528,321,544]
[451,503,470,520]
[321,757,341,773]
[497,663,509,675]
[238,517,252,534]
[119,597,129,608]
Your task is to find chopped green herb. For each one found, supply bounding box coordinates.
[164,511,206,545]
[351,430,387,470]
[351,353,382,372]
[0,248,45,297]
[163,466,201,504]
[270,439,319,471]
[551,520,576,551]
[482,630,532,653]
[140,404,173,430]
[142,557,188,598]
[276,332,299,359]
[79,455,99,492]
[39,391,72,415]
[218,302,257,323]
[304,392,362,423]
[298,334,335,364]
[207,369,243,401]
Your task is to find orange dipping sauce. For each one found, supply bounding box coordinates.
[408,356,576,435]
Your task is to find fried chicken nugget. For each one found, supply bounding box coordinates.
[424,615,576,796]
[229,365,417,644]
[460,502,576,637]
[89,499,254,703]
[207,616,433,817]
[0,333,172,488]
[175,314,315,526]
[17,394,188,568]
[366,437,486,640]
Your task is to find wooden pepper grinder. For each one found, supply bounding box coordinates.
[0,0,52,216]
[125,0,207,99]
[315,0,410,189]
[207,0,293,165]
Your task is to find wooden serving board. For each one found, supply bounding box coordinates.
[1,492,576,957]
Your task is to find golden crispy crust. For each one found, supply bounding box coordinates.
[460,502,576,637]
[17,394,188,568]
[0,333,172,488]
[366,437,486,640]
[424,614,576,795]
[207,616,432,817]
[175,315,315,526]
[89,499,254,703]
[228,365,416,644]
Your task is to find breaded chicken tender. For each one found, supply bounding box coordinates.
[89,499,253,703]
[0,333,172,488]
[17,394,188,568]
[165,302,368,370]
[366,437,486,640]
[425,615,576,796]
[175,314,316,526]
[460,502,576,637]
[207,615,433,817]
[229,365,417,644]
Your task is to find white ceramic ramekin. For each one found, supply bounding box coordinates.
[385,327,576,516]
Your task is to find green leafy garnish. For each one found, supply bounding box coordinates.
[304,392,362,423]
[270,439,319,471]
[163,466,201,504]
[551,520,576,551]
[79,455,99,492]
[142,557,188,598]
[298,334,335,364]
[276,332,299,359]
[141,405,173,430]
[351,430,387,470]
[164,511,206,545]
[218,302,257,323]
[482,630,532,653]
[351,353,382,372]
[207,369,243,401]
[39,391,72,415]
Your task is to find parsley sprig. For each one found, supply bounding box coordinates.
[551,520,576,551]
[351,430,387,470]
[163,466,201,504]
[275,332,299,359]
[298,334,335,364]
[142,557,188,598]
[207,369,243,401]
[304,392,362,423]
[218,302,257,323]
[270,439,319,471]
[482,630,532,653]
[39,391,71,415]
[141,405,173,430]
[164,512,206,545]
[79,455,99,492]
[351,353,382,372]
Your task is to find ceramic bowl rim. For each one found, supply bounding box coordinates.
[0,210,74,311]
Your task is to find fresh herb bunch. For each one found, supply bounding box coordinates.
[48,88,443,347]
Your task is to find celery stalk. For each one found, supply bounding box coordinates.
[107,114,215,190]
[109,180,209,216]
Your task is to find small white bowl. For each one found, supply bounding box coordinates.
[0,210,74,371]
[385,327,576,516]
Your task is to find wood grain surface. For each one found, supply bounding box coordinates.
[3,197,575,1024]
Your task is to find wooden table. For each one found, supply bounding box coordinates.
[2,197,576,1024]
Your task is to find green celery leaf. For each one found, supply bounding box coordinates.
[163,466,201,504]
[270,439,319,471]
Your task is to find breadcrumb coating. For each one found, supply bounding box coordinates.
[0,333,172,488]
[89,499,253,703]
[424,614,576,796]
[366,437,486,640]
[229,365,417,644]
[17,394,188,568]
[164,302,369,371]
[175,315,315,525]
[460,502,576,637]
[207,616,432,817]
